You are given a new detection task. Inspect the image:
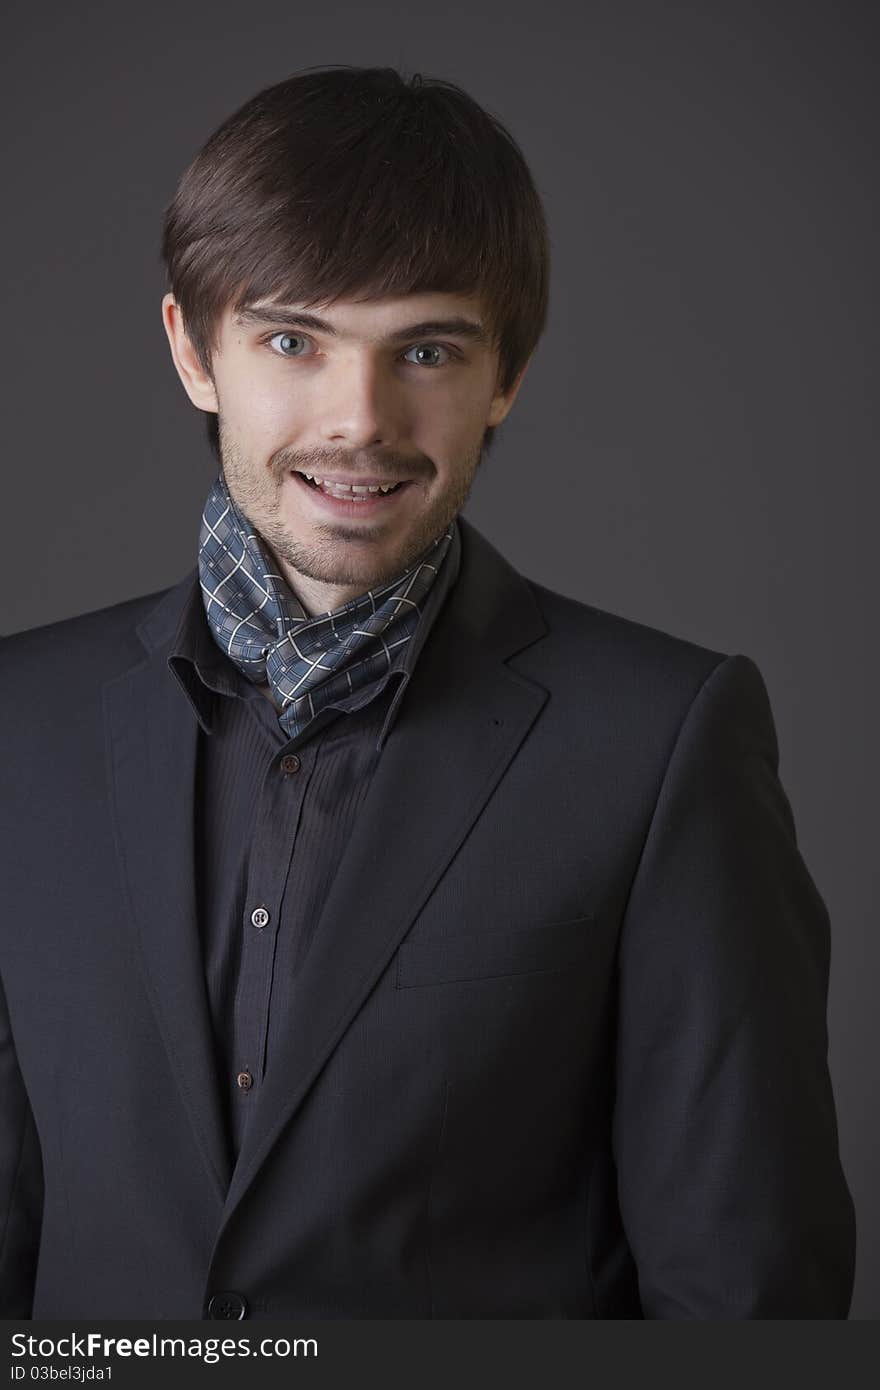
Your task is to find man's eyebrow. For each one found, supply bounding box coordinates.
[232,306,490,345]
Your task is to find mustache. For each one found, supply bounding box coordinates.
[273,448,426,483]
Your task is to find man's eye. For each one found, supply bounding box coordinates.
[268,332,314,357]
[403,344,452,368]
[265,334,453,367]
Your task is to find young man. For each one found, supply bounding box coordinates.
[0,66,855,1319]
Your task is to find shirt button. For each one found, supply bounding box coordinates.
[251,906,270,929]
[281,753,301,774]
[236,1070,253,1091]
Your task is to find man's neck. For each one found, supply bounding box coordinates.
[275,556,372,618]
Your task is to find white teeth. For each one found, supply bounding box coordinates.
[299,471,401,497]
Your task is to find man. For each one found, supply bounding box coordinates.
[0,65,855,1319]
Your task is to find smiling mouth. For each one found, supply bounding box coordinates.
[288,468,414,514]
[292,469,410,500]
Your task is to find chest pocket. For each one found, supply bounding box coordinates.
[394,914,595,988]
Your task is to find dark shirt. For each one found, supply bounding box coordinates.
[167,522,462,1164]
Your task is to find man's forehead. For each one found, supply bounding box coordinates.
[227,291,492,346]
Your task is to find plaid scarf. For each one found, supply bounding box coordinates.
[198,471,453,740]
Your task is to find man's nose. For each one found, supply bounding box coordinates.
[317,354,407,450]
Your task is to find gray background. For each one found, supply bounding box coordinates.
[2,0,876,1317]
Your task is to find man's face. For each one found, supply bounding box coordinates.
[163,290,530,611]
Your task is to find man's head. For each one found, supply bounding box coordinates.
[160,65,549,611]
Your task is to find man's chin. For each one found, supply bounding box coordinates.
[287,555,419,592]
[265,532,429,592]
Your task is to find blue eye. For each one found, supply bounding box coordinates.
[403,344,452,368]
[265,333,454,367]
[268,332,313,357]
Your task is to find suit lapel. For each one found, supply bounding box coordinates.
[218,517,549,1226]
[104,571,233,1203]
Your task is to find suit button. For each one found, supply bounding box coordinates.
[206,1290,248,1319]
[281,753,301,774]
[236,1070,254,1091]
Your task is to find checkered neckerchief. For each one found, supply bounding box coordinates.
[198,471,453,740]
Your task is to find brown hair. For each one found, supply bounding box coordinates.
[160,65,550,459]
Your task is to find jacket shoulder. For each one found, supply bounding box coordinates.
[523,576,730,688]
[517,576,774,792]
[0,581,178,696]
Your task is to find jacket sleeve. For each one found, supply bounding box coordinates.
[612,652,856,1317]
[0,973,43,1317]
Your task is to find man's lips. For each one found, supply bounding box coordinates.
[287,468,414,513]
[293,469,410,487]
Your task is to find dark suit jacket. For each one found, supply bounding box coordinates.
[0,516,855,1319]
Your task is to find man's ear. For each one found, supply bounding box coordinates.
[486,353,534,429]
[161,293,219,413]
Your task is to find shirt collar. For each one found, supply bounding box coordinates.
[168,517,461,751]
